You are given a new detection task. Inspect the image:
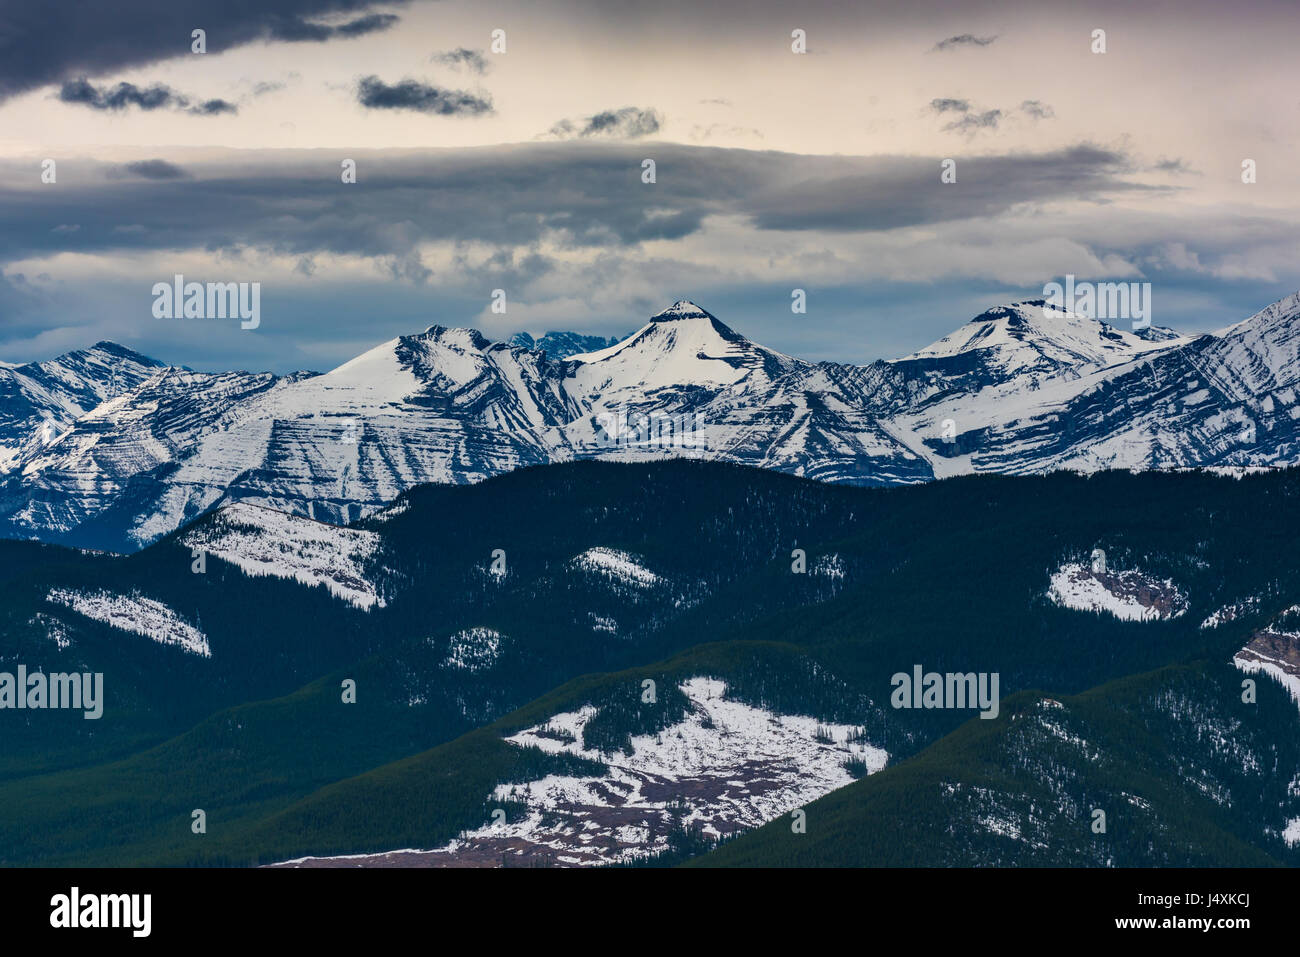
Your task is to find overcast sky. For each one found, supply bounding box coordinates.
[3,0,1299,372]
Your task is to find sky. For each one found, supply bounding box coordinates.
[2,0,1300,372]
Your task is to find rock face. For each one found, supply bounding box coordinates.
[1234,609,1300,712]
[1048,562,1189,621]
[4,293,1300,552]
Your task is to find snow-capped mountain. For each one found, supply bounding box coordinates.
[0,341,167,473]
[893,300,1188,385]
[4,294,1300,551]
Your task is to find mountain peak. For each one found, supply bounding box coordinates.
[965,301,1044,323]
[899,299,1187,377]
[83,340,167,366]
[416,325,493,351]
[650,300,717,322]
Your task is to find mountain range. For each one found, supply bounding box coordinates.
[4,293,1300,552]
[4,460,1299,866]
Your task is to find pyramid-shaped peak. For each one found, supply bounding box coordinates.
[650,300,717,322]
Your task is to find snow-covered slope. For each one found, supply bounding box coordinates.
[0,342,166,473]
[5,292,1300,552]
[46,587,210,657]
[899,301,1187,376]
[1233,606,1300,714]
[270,677,888,867]
[569,547,661,589]
[1203,292,1300,396]
[179,502,387,610]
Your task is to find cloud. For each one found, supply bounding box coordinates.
[110,160,189,180]
[690,123,763,141]
[1153,156,1199,174]
[2,141,1289,372]
[0,0,413,103]
[0,142,1159,271]
[929,97,1001,134]
[1149,242,1204,272]
[431,48,490,74]
[932,34,998,51]
[745,145,1150,232]
[944,109,1002,133]
[356,76,493,115]
[334,13,400,37]
[58,78,236,115]
[190,98,237,115]
[59,78,177,111]
[1020,100,1055,120]
[245,11,399,42]
[548,107,663,139]
[929,98,971,114]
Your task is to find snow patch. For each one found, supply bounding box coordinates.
[442,676,889,864]
[1201,597,1261,629]
[180,502,385,611]
[28,613,71,649]
[441,628,503,672]
[570,547,660,588]
[46,588,210,657]
[812,553,845,579]
[1234,648,1300,711]
[1047,562,1187,621]
[275,677,888,867]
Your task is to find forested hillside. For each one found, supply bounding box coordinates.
[3,461,1299,866]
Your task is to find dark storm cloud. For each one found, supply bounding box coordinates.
[356,76,493,115]
[1154,157,1198,174]
[932,34,998,51]
[334,13,400,37]
[58,78,237,115]
[548,107,663,139]
[59,79,178,111]
[263,10,397,40]
[745,145,1151,231]
[111,160,190,180]
[0,0,415,102]
[1020,100,1055,120]
[0,142,1162,267]
[431,48,490,74]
